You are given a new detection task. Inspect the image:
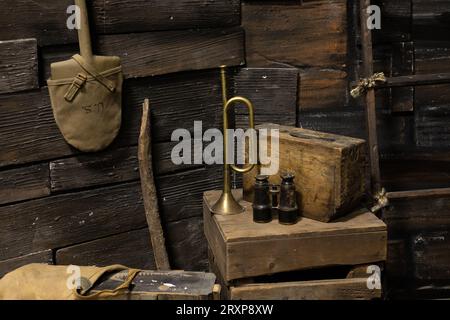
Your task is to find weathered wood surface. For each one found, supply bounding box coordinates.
[412,0,450,41]
[391,42,414,112]
[233,68,298,126]
[204,190,387,282]
[243,1,347,69]
[0,250,53,278]
[56,229,156,270]
[299,69,348,111]
[372,0,412,43]
[166,216,209,271]
[0,164,50,205]
[41,28,245,80]
[0,39,38,94]
[0,182,146,261]
[0,0,240,45]
[139,99,170,271]
[228,278,381,300]
[0,69,223,168]
[243,124,367,222]
[97,27,245,78]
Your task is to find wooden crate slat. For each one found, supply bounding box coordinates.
[0,39,39,94]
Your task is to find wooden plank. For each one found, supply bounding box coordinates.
[50,147,139,192]
[242,0,347,69]
[92,0,240,34]
[0,68,223,168]
[41,28,245,80]
[391,42,414,112]
[165,216,209,272]
[233,68,298,127]
[413,0,450,41]
[0,164,50,205]
[299,69,348,111]
[159,167,223,223]
[229,278,381,300]
[0,182,146,261]
[56,229,156,270]
[412,230,450,281]
[415,105,450,148]
[384,194,450,236]
[372,0,412,43]
[382,160,450,192]
[387,188,450,200]
[204,190,387,282]
[0,0,240,45]
[0,250,53,278]
[0,89,74,168]
[97,27,245,78]
[0,39,38,94]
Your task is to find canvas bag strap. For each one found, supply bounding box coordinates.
[73,268,141,300]
[72,54,116,92]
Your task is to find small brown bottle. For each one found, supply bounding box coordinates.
[278,173,299,225]
[253,175,272,223]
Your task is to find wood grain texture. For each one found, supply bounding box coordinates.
[299,69,348,111]
[204,190,387,282]
[0,0,240,45]
[0,164,50,205]
[242,0,347,69]
[233,68,298,127]
[413,0,450,41]
[56,229,156,270]
[139,99,170,270]
[229,278,381,300]
[391,42,414,112]
[166,216,209,271]
[97,27,245,78]
[0,250,53,278]
[1,69,223,168]
[372,0,412,43]
[0,182,146,261]
[243,124,367,222]
[0,39,38,94]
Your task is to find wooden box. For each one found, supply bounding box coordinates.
[204,190,387,282]
[243,124,367,222]
[209,252,383,300]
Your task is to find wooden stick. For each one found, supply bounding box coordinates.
[387,187,450,200]
[352,73,450,89]
[138,99,171,271]
[359,0,382,194]
[75,0,94,63]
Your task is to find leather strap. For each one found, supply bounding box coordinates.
[72,54,116,92]
[64,73,88,102]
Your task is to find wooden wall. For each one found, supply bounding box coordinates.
[0,0,449,299]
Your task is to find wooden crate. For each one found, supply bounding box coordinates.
[204,190,387,282]
[243,123,367,222]
[209,250,382,300]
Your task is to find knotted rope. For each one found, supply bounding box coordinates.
[351,72,387,98]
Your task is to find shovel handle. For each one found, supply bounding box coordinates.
[75,0,93,62]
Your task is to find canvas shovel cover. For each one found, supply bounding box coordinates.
[47,0,123,152]
[0,264,140,300]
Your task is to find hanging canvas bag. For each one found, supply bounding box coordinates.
[47,0,123,152]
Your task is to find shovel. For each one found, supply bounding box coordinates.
[47,0,123,152]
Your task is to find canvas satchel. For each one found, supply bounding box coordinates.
[0,264,140,300]
[47,0,123,152]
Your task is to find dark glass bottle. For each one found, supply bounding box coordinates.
[278,173,299,225]
[252,175,272,223]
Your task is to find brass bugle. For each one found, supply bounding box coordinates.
[211,66,256,215]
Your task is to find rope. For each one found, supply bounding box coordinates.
[351,72,387,98]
